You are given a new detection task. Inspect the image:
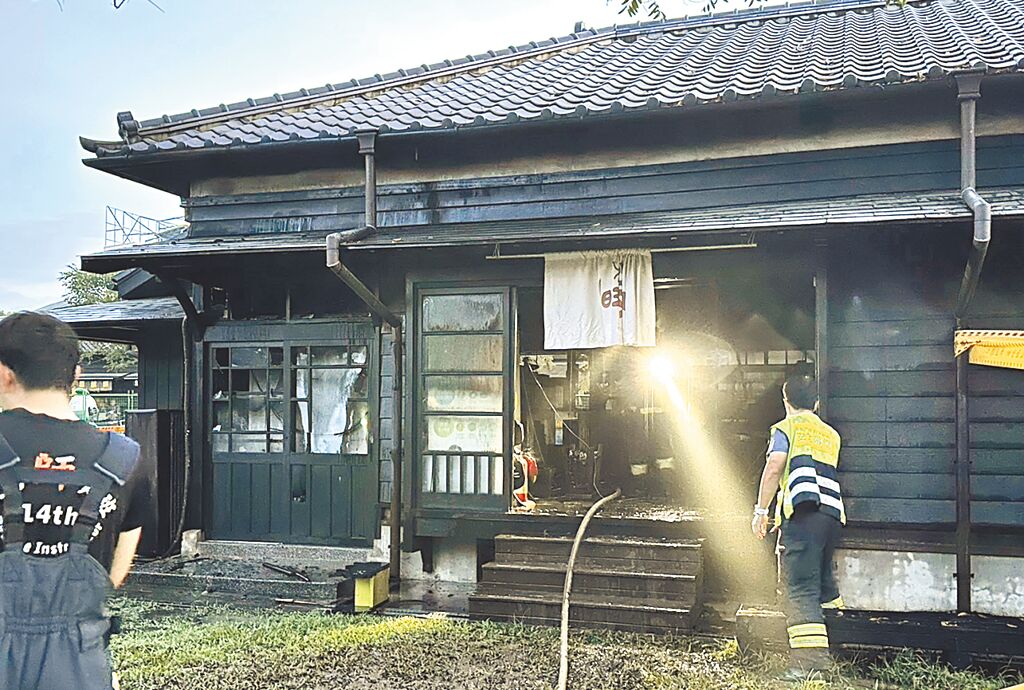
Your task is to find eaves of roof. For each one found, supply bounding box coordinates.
[79,187,1024,274]
[40,297,185,326]
[80,0,1024,162]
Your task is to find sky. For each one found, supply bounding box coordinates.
[0,0,716,311]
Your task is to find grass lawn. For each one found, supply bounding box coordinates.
[109,597,1020,690]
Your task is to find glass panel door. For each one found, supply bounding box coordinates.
[208,328,378,545]
[416,289,510,511]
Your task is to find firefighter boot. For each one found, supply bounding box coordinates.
[776,648,834,683]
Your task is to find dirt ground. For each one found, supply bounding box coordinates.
[108,597,1020,690]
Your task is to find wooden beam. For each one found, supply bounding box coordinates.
[955,352,973,612]
[815,239,829,420]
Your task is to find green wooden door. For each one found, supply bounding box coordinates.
[414,288,512,512]
[208,329,378,546]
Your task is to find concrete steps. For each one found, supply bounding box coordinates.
[124,539,388,608]
[480,562,699,600]
[471,588,696,634]
[196,539,377,568]
[470,533,704,634]
[127,567,342,602]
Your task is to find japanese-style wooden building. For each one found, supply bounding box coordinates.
[75,0,1024,641]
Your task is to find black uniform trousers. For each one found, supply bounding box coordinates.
[778,507,844,652]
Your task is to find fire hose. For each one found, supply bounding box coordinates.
[557,487,622,690]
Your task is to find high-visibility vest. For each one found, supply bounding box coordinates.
[770,411,845,525]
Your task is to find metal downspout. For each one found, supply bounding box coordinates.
[953,71,989,614]
[955,72,992,321]
[325,130,404,585]
[326,242,403,585]
[330,130,379,244]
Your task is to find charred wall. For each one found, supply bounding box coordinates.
[828,224,1024,537]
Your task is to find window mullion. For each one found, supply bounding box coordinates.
[285,345,293,454]
[227,366,233,452]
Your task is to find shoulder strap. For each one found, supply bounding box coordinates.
[94,433,141,488]
[0,431,26,547]
[0,431,17,462]
[0,429,141,549]
[70,433,141,546]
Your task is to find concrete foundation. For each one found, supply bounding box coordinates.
[371,527,436,580]
[192,526,478,583]
[835,549,956,612]
[190,532,1024,616]
[369,530,478,583]
[972,555,1024,617]
[181,529,203,559]
[402,536,479,583]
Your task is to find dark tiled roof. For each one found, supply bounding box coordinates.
[41,298,185,325]
[80,187,1024,271]
[82,0,1024,158]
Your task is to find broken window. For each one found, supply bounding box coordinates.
[210,346,285,453]
[291,345,370,455]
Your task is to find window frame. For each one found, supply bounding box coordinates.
[207,332,378,466]
[209,344,287,455]
[289,344,372,456]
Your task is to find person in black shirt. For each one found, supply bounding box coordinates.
[0,409,150,574]
[0,312,151,690]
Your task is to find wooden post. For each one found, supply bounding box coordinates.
[390,323,403,584]
[814,240,829,421]
[954,351,972,612]
[401,282,417,552]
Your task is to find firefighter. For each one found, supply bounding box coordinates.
[751,374,845,682]
[0,312,149,690]
[70,384,100,424]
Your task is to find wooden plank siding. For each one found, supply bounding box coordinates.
[969,354,1024,527]
[137,325,185,410]
[964,271,1024,526]
[829,253,959,526]
[829,228,1024,530]
[376,316,410,506]
[183,136,1024,239]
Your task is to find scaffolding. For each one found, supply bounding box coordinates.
[105,206,186,248]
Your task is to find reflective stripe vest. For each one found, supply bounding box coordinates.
[770,410,846,525]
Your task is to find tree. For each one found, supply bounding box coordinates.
[58,266,137,374]
[619,0,905,18]
[88,341,137,372]
[54,0,164,11]
[620,0,669,19]
[618,0,779,18]
[58,266,119,307]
